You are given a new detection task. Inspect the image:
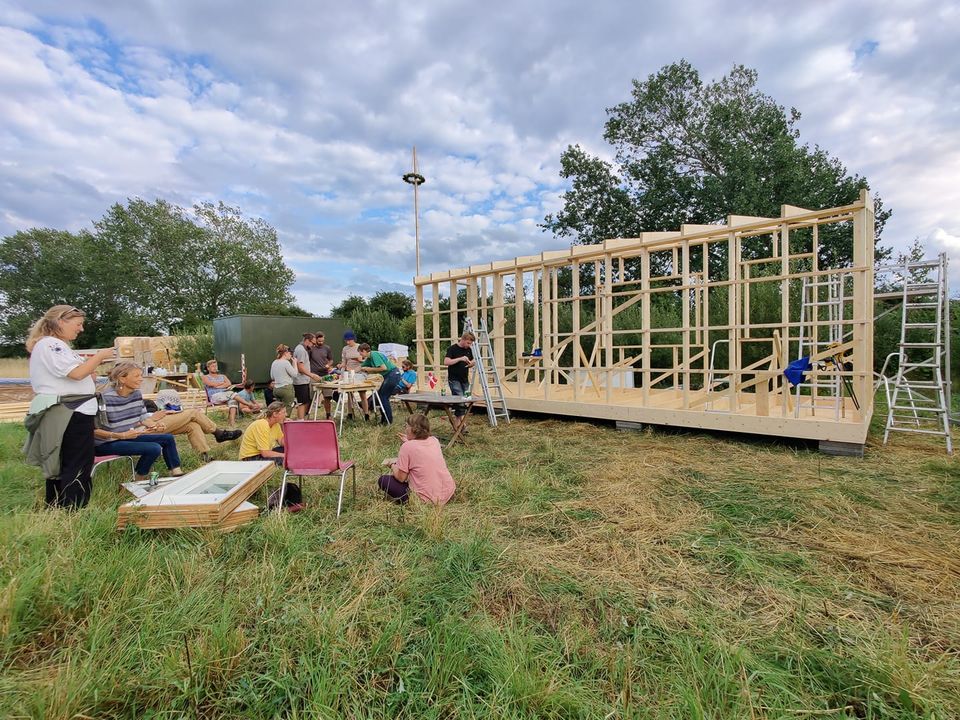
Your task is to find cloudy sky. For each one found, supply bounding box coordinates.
[1,0,959,312]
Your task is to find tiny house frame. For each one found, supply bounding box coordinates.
[414,191,875,448]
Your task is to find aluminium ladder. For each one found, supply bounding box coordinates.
[883,254,952,453]
[463,317,511,427]
[794,273,851,419]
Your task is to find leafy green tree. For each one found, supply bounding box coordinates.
[542,60,892,268]
[0,198,301,351]
[0,228,120,348]
[346,307,405,345]
[369,291,414,321]
[330,295,369,319]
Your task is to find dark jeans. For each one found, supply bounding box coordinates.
[96,434,181,476]
[242,446,284,466]
[47,411,95,509]
[448,378,469,416]
[378,474,409,504]
[377,369,402,424]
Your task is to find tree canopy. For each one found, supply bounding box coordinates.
[542,61,891,267]
[0,199,301,351]
[331,291,414,322]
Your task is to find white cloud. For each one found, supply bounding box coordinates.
[0,0,958,315]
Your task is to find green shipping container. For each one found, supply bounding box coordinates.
[212,315,348,384]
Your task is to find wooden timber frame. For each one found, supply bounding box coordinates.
[414,191,875,445]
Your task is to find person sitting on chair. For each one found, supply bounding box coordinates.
[396,359,417,395]
[94,363,186,482]
[238,401,287,465]
[201,359,258,426]
[151,388,241,462]
[378,413,456,505]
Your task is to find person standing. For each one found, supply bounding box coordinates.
[24,305,116,509]
[292,333,322,420]
[443,331,476,433]
[308,330,335,419]
[358,343,402,424]
[270,345,298,410]
[339,329,369,420]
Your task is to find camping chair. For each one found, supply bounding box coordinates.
[189,370,234,417]
[279,420,356,517]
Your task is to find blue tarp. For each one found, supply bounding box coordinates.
[783,357,811,387]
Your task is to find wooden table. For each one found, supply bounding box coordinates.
[397,392,476,448]
[312,380,385,432]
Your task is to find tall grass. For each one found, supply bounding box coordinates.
[1,408,958,718]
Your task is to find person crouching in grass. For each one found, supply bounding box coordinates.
[378,413,455,505]
[238,401,287,465]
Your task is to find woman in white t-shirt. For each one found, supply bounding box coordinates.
[27,305,116,508]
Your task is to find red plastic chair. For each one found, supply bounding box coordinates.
[280,420,356,517]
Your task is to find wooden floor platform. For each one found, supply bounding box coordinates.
[492,381,870,444]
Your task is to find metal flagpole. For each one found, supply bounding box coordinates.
[402,147,426,276]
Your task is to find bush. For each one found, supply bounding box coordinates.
[173,325,214,369]
[346,308,405,345]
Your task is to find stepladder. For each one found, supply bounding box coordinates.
[464,317,511,427]
[882,254,952,454]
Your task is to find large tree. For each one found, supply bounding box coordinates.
[0,199,300,350]
[542,61,891,268]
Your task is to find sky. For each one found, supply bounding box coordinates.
[1,0,959,313]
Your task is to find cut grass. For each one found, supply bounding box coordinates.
[0,411,958,718]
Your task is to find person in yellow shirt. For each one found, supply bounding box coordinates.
[239,402,287,465]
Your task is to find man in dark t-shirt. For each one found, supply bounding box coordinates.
[443,331,476,430]
[308,331,335,418]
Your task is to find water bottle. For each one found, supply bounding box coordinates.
[440,384,446,396]
[148,471,159,487]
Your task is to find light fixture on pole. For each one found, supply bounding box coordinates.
[402,146,426,276]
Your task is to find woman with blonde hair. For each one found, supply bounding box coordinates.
[93,362,185,481]
[377,413,456,505]
[24,305,116,508]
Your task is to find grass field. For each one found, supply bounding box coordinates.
[0,405,958,719]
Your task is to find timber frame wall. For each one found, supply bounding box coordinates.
[414,191,875,444]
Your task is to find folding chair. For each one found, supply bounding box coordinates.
[279,420,356,517]
[92,454,136,482]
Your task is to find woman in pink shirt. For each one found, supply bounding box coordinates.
[378,414,456,505]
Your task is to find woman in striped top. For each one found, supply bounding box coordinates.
[94,363,185,481]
